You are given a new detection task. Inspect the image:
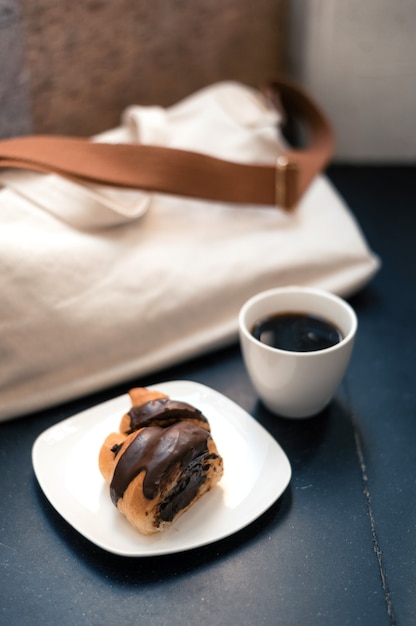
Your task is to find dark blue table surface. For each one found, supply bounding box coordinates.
[1,166,414,626]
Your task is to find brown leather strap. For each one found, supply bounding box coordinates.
[0,77,334,210]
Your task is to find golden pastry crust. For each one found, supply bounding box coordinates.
[98,431,127,484]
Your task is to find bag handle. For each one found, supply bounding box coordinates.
[0,77,334,210]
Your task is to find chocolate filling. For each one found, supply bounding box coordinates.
[126,399,208,434]
[110,422,212,505]
[158,458,207,523]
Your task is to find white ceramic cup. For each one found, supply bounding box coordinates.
[238,286,358,418]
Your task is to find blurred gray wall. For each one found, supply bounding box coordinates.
[285,0,416,162]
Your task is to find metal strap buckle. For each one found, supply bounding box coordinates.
[275,156,298,210]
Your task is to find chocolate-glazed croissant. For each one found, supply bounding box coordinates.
[99,421,223,535]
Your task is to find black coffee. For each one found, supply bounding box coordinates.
[251,312,343,352]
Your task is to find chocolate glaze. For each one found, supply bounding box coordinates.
[126,399,209,434]
[110,422,213,505]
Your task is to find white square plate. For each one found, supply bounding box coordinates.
[32,380,291,556]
